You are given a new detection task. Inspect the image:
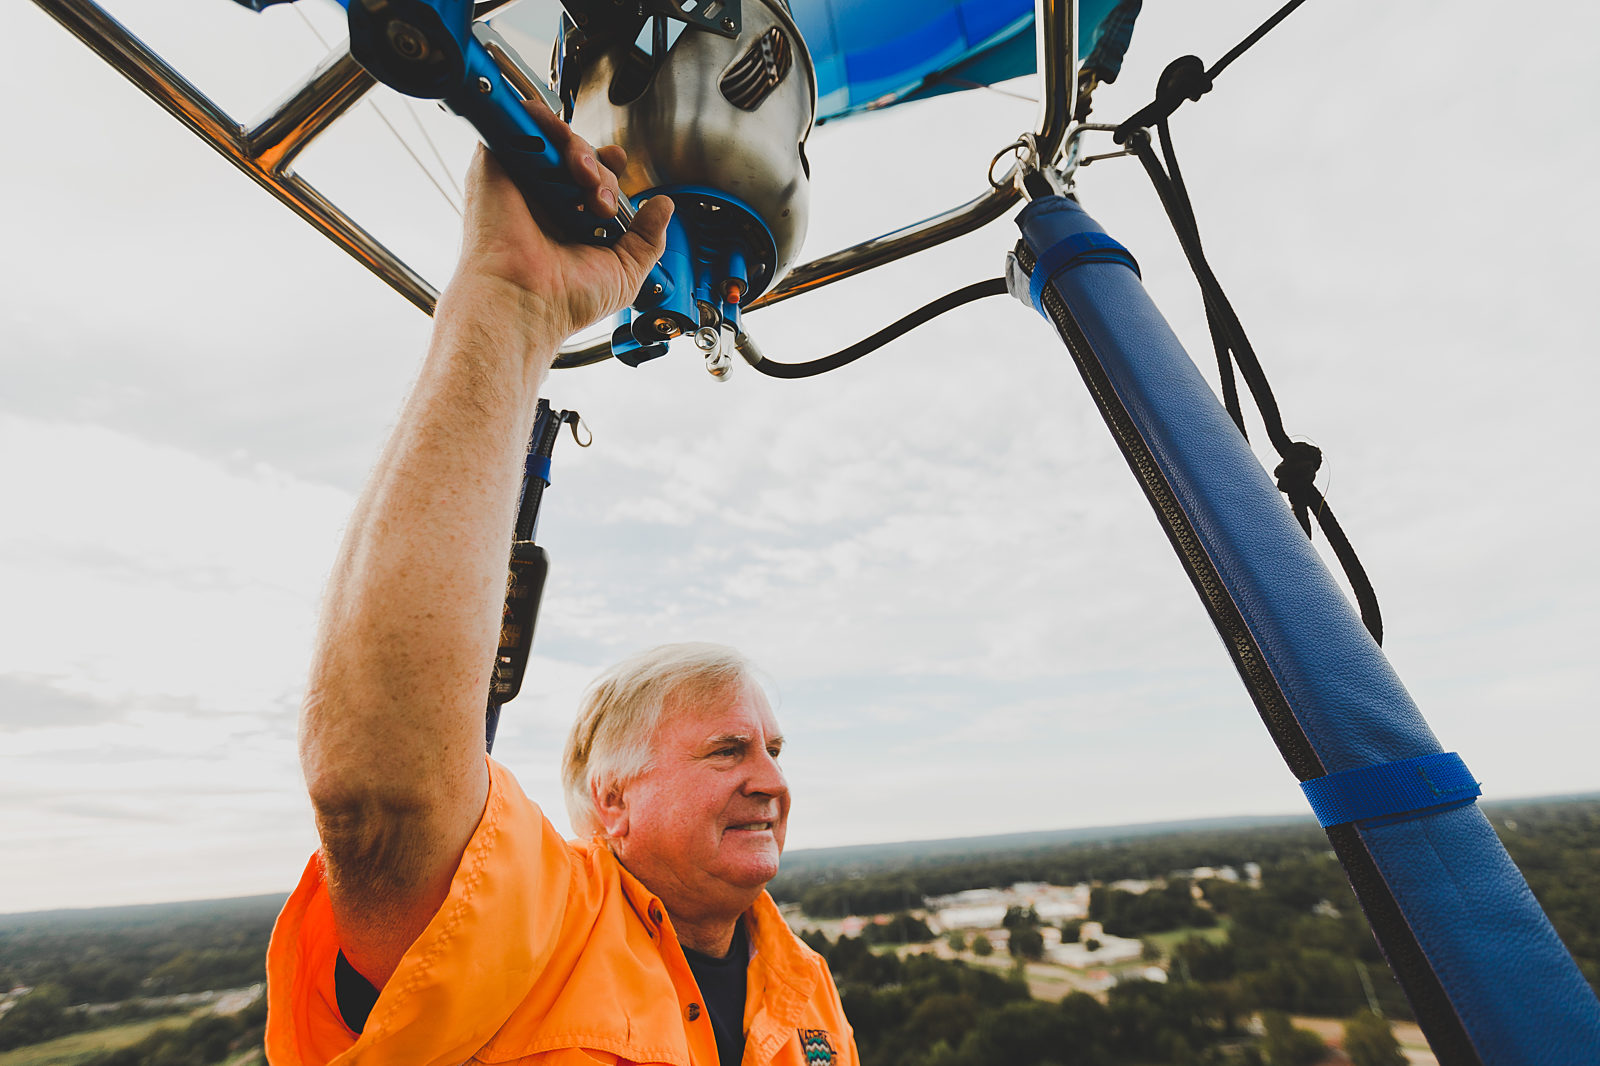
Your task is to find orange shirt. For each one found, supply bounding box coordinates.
[266,758,857,1066]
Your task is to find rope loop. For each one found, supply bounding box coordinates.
[1115,54,1213,143]
[1274,441,1323,535]
[1156,55,1214,109]
[1273,440,1323,497]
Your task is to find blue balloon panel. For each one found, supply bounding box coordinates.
[791,0,1122,122]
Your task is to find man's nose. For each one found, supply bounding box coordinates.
[746,748,788,798]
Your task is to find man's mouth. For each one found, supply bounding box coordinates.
[727,821,773,832]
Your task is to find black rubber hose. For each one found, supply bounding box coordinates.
[746,278,1009,379]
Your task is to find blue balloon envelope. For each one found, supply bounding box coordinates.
[790,0,1124,122]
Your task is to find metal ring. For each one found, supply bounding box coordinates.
[987,139,1028,190]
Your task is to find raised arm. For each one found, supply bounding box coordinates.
[298,112,672,986]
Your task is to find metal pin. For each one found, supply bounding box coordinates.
[478,76,493,93]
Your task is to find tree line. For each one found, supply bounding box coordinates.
[0,895,280,1052]
[770,798,1600,996]
[0,799,1594,1061]
[802,929,1404,1066]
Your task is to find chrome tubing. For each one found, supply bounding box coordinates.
[38,0,1076,333]
[555,0,1078,362]
[32,0,439,315]
[247,51,376,173]
[744,0,1077,311]
[552,336,614,368]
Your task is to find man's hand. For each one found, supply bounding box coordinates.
[450,95,674,351]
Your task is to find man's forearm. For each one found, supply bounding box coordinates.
[291,133,665,984]
[300,280,559,816]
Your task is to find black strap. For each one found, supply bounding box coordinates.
[1112,0,1311,146]
[1109,3,1381,645]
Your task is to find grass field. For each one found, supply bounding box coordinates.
[0,1013,195,1066]
[1142,921,1232,956]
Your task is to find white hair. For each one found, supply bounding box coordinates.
[561,642,756,839]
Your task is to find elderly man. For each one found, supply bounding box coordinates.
[264,109,855,1066]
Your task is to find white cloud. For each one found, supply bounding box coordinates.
[0,416,350,716]
[0,0,1596,912]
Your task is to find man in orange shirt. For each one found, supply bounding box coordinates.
[265,108,856,1066]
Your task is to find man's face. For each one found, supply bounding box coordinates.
[608,681,790,920]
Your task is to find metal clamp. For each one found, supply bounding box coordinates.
[1059,122,1135,184]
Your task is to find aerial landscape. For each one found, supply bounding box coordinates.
[4,795,1596,1065]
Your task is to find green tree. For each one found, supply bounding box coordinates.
[903,992,982,1055]
[946,929,968,953]
[1259,1011,1324,1066]
[1009,927,1045,961]
[1343,1011,1406,1066]
[861,913,934,945]
[1002,905,1041,930]
[1174,936,1236,982]
[0,982,71,1050]
[972,934,994,957]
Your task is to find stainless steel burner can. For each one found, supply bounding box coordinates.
[568,0,817,285]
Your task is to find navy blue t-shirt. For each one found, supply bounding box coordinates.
[681,919,749,1066]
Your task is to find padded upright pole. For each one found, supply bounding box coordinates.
[1013,194,1600,1064]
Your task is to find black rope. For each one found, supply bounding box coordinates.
[1209,0,1311,80]
[1110,2,1382,644]
[746,278,1008,379]
[1154,117,1246,436]
[1112,0,1310,145]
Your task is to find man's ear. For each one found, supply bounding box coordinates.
[592,777,629,840]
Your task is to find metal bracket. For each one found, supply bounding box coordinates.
[1059,122,1135,188]
[990,132,1071,200]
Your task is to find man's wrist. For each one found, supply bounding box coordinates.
[436,273,567,377]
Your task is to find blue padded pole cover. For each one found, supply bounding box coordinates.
[1014,194,1600,1064]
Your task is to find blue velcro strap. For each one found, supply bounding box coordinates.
[1029,232,1141,314]
[1300,752,1481,829]
[525,453,552,485]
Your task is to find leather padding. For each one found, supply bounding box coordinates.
[1016,194,1600,1064]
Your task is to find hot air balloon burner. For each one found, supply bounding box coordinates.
[562,0,815,368]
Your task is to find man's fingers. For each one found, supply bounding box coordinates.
[590,165,620,218]
[612,195,675,285]
[572,145,625,219]
[597,145,628,176]
[519,89,568,141]
[516,99,620,219]
[593,146,629,220]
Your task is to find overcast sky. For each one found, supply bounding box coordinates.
[2,0,1596,914]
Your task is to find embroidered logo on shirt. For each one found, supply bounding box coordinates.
[799,1028,836,1065]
